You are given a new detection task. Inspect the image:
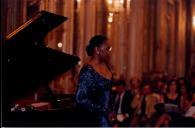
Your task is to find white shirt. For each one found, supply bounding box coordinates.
[117,91,125,114]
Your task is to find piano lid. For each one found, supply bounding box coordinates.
[2,11,80,103]
[5,11,68,45]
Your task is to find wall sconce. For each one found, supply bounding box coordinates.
[108,12,114,23]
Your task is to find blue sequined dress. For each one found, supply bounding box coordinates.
[76,65,112,127]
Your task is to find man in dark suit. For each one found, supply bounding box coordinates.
[109,80,134,127]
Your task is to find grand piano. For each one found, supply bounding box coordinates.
[1,11,98,127]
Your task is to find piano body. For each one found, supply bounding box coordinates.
[1,11,98,126]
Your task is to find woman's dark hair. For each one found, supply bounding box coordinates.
[167,79,178,93]
[86,35,108,56]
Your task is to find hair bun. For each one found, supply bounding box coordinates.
[86,44,93,56]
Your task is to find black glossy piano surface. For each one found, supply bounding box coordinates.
[1,11,99,127]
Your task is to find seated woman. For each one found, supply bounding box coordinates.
[164,79,180,112]
[161,79,187,127]
[179,82,190,113]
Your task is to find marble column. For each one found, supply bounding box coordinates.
[128,0,145,79]
[155,0,167,73]
[175,0,186,76]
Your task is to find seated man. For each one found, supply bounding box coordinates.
[109,80,133,127]
[130,82,163,126]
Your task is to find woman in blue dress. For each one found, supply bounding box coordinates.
[76,35,113,127]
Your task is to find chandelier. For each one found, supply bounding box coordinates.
[107,0,124,13]
[106,0,125,23]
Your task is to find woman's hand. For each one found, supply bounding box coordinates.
[108,112,117,122]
